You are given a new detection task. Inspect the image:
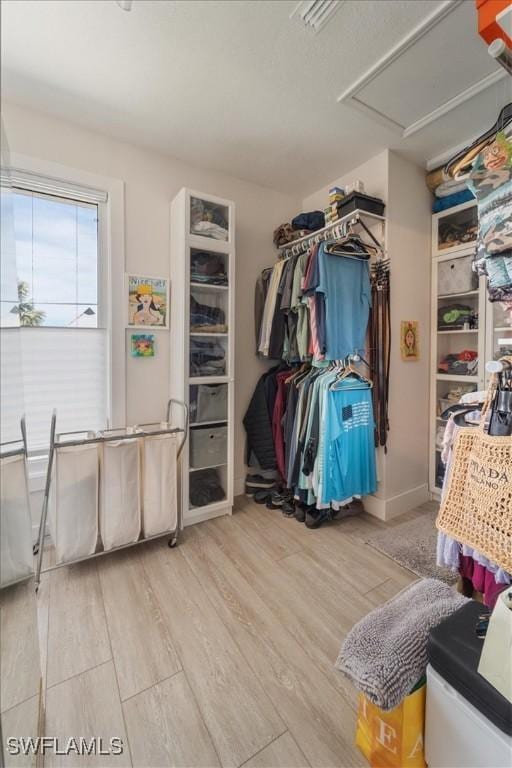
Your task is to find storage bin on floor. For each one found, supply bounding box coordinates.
[48,442,99,565]
[142,433,178,536]
[0,452,33,587]
[99,438,141,550]
[190,425,227,469]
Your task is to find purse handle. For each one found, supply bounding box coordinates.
[478,355,512,432]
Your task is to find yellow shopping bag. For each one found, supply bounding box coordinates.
[355,681,426,768]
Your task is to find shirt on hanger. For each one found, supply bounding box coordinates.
[322,379,377,503]
[316,243,371,360]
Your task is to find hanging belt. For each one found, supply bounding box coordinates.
[369,260,390,450]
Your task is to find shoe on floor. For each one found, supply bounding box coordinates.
[245,474,276,489]
[269,488,293,507]
[281,500,295,517]
[294,505,306,523]
[253,488,274,504]
[305,509,330,529]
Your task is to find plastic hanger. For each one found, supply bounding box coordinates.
[445,103,512,178]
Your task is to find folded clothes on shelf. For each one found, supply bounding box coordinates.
[190,198,229,241]
[190,296,227,333]
[432,188,475,213]
[190,338,226,377]
[437,304,475,329]
[189,468,225,508]
[190,273,228,286]
[438,350,478,376]
[291,210,325,232]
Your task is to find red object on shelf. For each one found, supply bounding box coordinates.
[476,0,512,49]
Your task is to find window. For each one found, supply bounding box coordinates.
[12,191,100,328]
[1,171,111,453]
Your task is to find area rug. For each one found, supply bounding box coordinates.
[365,509,457,584]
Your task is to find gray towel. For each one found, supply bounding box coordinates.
[335,578,467,710]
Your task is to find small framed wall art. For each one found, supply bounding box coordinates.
[131,334,155,357]
[126,274,169,328]
[400,320,419,361]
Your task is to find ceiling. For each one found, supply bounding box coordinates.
[1,0,509,196]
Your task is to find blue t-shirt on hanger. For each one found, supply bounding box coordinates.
[322,379,377,504]
[316,243,371,360]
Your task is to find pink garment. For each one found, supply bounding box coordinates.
[459,555,507,609]
[272,371,290,481]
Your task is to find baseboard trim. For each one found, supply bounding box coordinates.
[183,504,231,527]
[364,484,430,522]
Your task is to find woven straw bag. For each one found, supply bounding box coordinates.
[436,357,512,572]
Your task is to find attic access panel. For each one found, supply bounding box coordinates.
[339,0,506,137]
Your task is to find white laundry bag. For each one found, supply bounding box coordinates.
[142,433,178,537]
[48,443,99,564]
[99,439,141,550]
[0,453,33,587]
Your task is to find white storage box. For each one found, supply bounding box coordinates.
[99,438,141,551]
[425,665,512,768]
[142,433,178,537]
[0,453,33,587]
[190,425,227,469]
[193,384,228,423]
[48,442,99,565]
[437,254,477,296]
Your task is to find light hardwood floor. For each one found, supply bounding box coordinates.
[36,497,428,768]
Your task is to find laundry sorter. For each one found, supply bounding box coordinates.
[0,417,34,589]
[34,399,188,589]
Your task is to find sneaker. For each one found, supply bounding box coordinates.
[294,505,306,523]
[305,509,330,529]
[253,488,274,504]
[267,488,293,508]
[281,500,295,517]
[245,474,276,489]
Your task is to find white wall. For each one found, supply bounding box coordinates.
[302,150,389,211]
[384,151,432,512]
[2,101,299,498]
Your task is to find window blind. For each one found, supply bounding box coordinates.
[1,327,109,451]
[0,329,25,445]
[0,168,108,205]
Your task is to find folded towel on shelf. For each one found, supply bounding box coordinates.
[335,578,467,711]
[432,188,475,213]
[434,177,471,198]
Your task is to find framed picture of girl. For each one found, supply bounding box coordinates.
[400,320,419,361]
[126,274,169,329]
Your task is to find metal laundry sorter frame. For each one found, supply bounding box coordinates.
[34,398,188,590]
[0,416,34,590]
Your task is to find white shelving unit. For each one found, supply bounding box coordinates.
[429,199,512,497]
[170,188,235,527]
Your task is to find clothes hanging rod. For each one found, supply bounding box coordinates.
[277,209,386,259]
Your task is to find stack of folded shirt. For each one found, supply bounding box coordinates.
[190,297,227,333]
[190,251,228,286]
[438,350,478,376]
[190,338,226,377]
